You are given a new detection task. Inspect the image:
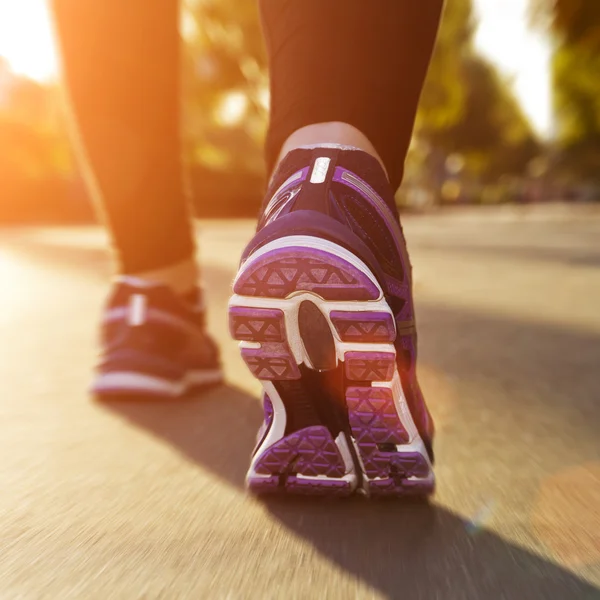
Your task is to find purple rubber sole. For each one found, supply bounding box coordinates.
[233,247,379,301]
[231,242,434,498]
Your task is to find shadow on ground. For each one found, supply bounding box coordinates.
[5,228,600,599]
[98,387,598,600]
[264,496,598,600]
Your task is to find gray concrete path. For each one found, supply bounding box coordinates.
[0,205,599,598]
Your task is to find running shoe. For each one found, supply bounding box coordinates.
[229,147,435,497]
[92,279,223,398]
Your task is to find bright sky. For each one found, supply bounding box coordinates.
[0,0,57,82]
[0,0,553,137]
[474,0,553,137]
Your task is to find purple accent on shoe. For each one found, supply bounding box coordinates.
[253,394,275,451]
[282,477,352,495]
[276,188,300,221]
[396,334,417,374]
[331,311,395,343]
[234,246,379,301]
[247,474,280,492]
[344,352,395,382]
[241,342,300,380]
[259,168,310,229]
[395,334,434,446]
[328,190,351,226]
[228,305,298,380]
[389,452,431,478]
[346,386,410,478]
[271,167,310,199]
[264,394,274,424]
[333,167,409,279]
[229,307,285,342]
[346,376,434,495]
[384,275,414,322]
[369,476,435,497]
[96,281,221,399]
[247,475,352,496]
[262,185,301,227]
[253,425,346,478]
[237,152,436,497]
[241,210,387,284]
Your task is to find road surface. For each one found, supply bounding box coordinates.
[1,204,599,598]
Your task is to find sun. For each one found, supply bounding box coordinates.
[0,0,58,82]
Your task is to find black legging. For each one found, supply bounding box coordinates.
[52,0,443,274]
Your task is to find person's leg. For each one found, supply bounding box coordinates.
[231,0,443,496]
[52,0,196,293]
[52,0,222,397]
[263,0,443,189]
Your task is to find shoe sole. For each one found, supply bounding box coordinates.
[229,235,434,498]
[91,369,223,399]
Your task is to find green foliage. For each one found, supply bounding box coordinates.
[416,0,538,180]
[418,0,474,132]
[430,55,539,177]
[553,43,600,179]
[553,44,600,145]
[183,0,537,182]
[182,0,267,174]
[533,0,600,180]
[553,0,600,48]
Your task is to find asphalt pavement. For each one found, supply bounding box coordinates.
[0,204,599,599]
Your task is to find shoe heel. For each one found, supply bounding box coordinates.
[229,301,354,496]
[230,235,434,497]
[229,307,300,380]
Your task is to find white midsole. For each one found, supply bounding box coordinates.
[93,369,223,396]
[237,236,432,491]
[250,381,287,472]
[230,291,395,366]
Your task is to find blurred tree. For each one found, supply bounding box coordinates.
[532,0,600,180]
[552,0,600,47]
[182,0,267,175]
[416,0,539,183]
[183,0,537,186]
[418,0,474,134]
[427,55,539,179]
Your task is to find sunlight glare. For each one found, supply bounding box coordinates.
[215,92,248,127]
[0,0,58,82]
[474,0,553,137]
[0,0,553,137]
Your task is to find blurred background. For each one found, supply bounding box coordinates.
[0,2,599,597]
[0,0,598,222]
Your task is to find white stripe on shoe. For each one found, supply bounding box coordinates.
[92,369,223,397]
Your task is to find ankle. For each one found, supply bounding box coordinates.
[275,122,387,179]
[118,257,199,298]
